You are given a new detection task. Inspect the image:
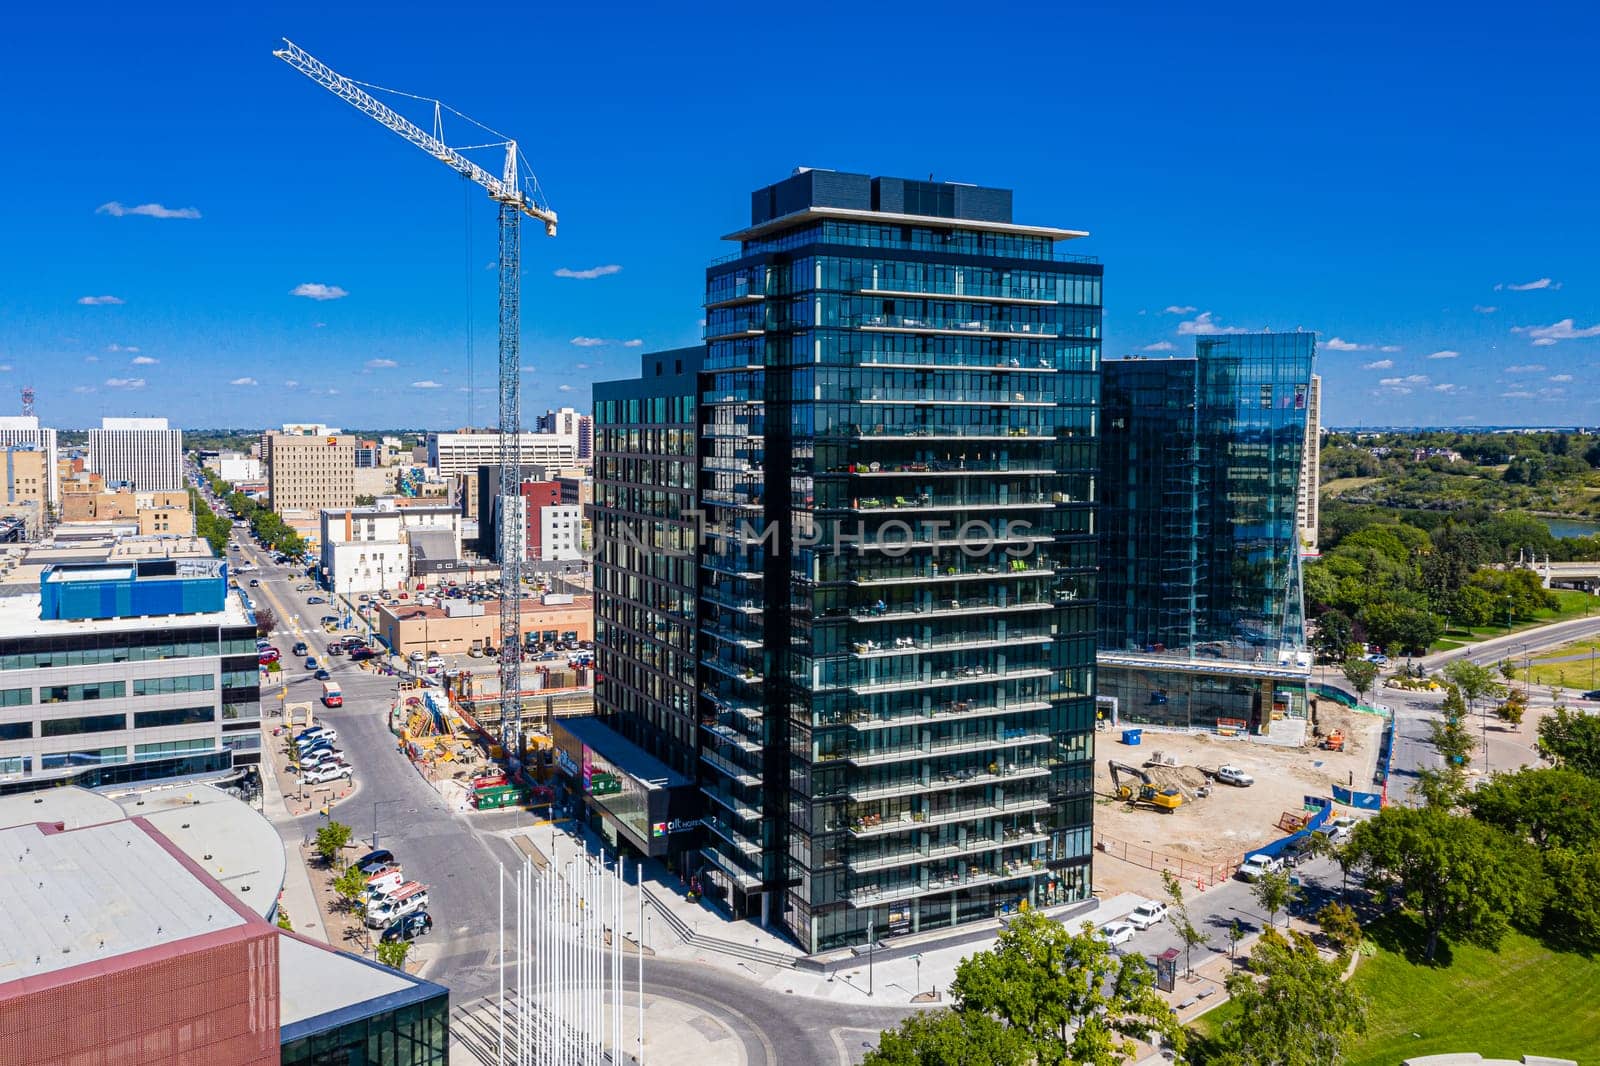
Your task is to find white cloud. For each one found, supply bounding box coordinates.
[1379,375,1430,395]
[1495,278,1557,291]
[554,265,622,280]
[72,385,95,394]
[130,355,158,366]
[365,358,398,369]
[573,363,593,371]
[1512,319,1600,347]
[571,337,606,347]
[1549,374,1574,383]
[284,380,300,388]
[1362,359,1394,370]
[83,355,99,363]
[97,201,201,220]
[1503,390,1536,399]
[0,365,10,372]
[77,295,124,306]
[1505,364,1546,373]
[1473,305,1498,314]
[105,343,140,353]
[1176,311,1247,336]
[1432,383,1462,393]
[1323,337,1370,352]
[1379,345,1402,353]
[1427,350,1460,360]
[104,377,145,389]
[623,339,643,347]
[1163,305,1197,314]
[229,376,258,386]
[1142,341,1177,352]
[313,322,326,329]
[558,384,575,392]
[290,282,349,301]
[520,365,538,374]
[411,380,443,389]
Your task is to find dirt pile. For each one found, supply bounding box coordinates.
[1144,764,1211,798]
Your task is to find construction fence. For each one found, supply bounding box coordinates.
[1094,833,1241,891]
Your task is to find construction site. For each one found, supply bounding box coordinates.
[1092,699,1384,899]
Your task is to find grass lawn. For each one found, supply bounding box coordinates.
[1507,633,1600,689]
[1188,917,1600,1065]
[1323,476,1381,498]
[1430,589,1600,653]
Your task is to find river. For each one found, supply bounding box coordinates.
[1544,518,1600,539]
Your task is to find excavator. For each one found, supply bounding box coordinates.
[1107,761,1185,813]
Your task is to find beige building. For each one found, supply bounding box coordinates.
[3,448,50,514]
[1297,374,1322,553]
[265,432,356,513]
[59,488,193,535]
[374,595,592,657]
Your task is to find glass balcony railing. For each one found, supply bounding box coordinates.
[854,351,1059,373]
[842,730,1051,767]
[848,598,1052,623]
[700,845,763,891]
[703,657,764,686]
[849,633,1052,659]
[847,666,1053,696]
[839,699,1052,732]
[850,281,1064,306]
[847,862,1049,908]
[702,786,762,821]
[701,720,762,755]
[824,459,1056,476]
[846,828,1051,874]
[701,748,763,787]
[848,492,1060,513]
[843,387,1055,406]
[846,762,1049,803]
[846,795,1051,838]
[850,564,1057,586]
[852,314,1061,339]
[702,815,763,856]
[840,423,1055,441]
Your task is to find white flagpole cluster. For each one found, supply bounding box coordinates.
[500,850,638,1064]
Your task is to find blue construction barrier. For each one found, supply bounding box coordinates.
[1373,711,1395,787]
[1248,796,1333,860]
[1333,784,1383,810]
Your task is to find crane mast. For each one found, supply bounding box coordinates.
[274,40,555,770]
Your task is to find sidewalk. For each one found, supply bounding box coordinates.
[259,730,331,945]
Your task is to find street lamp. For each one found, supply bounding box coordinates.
[866,918,875,997]
[911,952,922,999]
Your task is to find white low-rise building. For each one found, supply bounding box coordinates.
[318,499,463,595]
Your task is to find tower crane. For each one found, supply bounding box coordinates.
[274,40,555,770]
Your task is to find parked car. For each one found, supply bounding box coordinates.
[301,763,353,785]
[1126,900,1169,930]
[354,849,396,874]
[258,648,280,665]
[295,725,336,743]
[292,642,309,657]
[1364,653,1389,665]
[1324,816,1359,845]
[1215,764,1254,787]
[1098,920,1136,946]
[248,579,260,588]
[408,651,426,663]
[1237,854,1287,882]
[307,595,325,605]
[313,668,332,681]
[350,647,380,662]
[367,884,430,929]
[381,911,434,943]
[320,615,339,625]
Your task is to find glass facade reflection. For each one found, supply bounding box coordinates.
[1098,333,1316,731]
[698,171,1100,952]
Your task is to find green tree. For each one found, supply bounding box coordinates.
[1443,659,1502,720]
[1346,806,1536,963]
[1541,846,1600,952]
[314,821,352,866]
[1251,866,1299,929]
[1311,611,1354,664]
[1314,902,1363,958]
[1358,600,1444,655]
[1212,928,1368,1066]
[1496,687,1527,727]
[1340,657,1379,703]
[333,863,368,913]
[1537,703,1600,778]
[863,1011,1031,1066]
[1161,870,1208,978]
[376,939,412,971]
[866,910,1183,1065]
[1469,767,1600,853]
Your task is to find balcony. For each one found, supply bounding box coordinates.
[856,355,1057,374]
[832,461,1057,477]
[854,285,1059,307]
[850,494,1057,515]
[847,863,1048,908]
[700,846,762,891]
[847,532,1054,554]
[702,787,762,821]
[705,692,764,724]
[703,624,762,652]
[701,721,762,755]
[843,731,1052,768]
[841,424,1057,442]
[846,388,1054,408]
[842,699,1051,732]
[847,796,1052,838]
[701,489,763,510]
[703,557,763,581]
[701,748,763,787]
[703,658,764,686]
[702,816,762,856]
[848,666,1053,695]
[849,633,1052,660]
[846,763,1050,803]
[702,588,763,615]
[846,830,1050,874]
[850,566,1056,587]
[852,314,1060,340]
[848,600,1053,623]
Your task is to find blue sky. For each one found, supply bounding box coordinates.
[3,1,1597,429]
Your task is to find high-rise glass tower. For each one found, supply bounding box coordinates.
[697,170,1100,951]
[1097,333,1316,732]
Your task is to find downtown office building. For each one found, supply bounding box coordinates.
[1097,333,1317,734]
[595,171,1100,954]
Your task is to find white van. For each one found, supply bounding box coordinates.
[367,883,430,928]
[363,868,404,898]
